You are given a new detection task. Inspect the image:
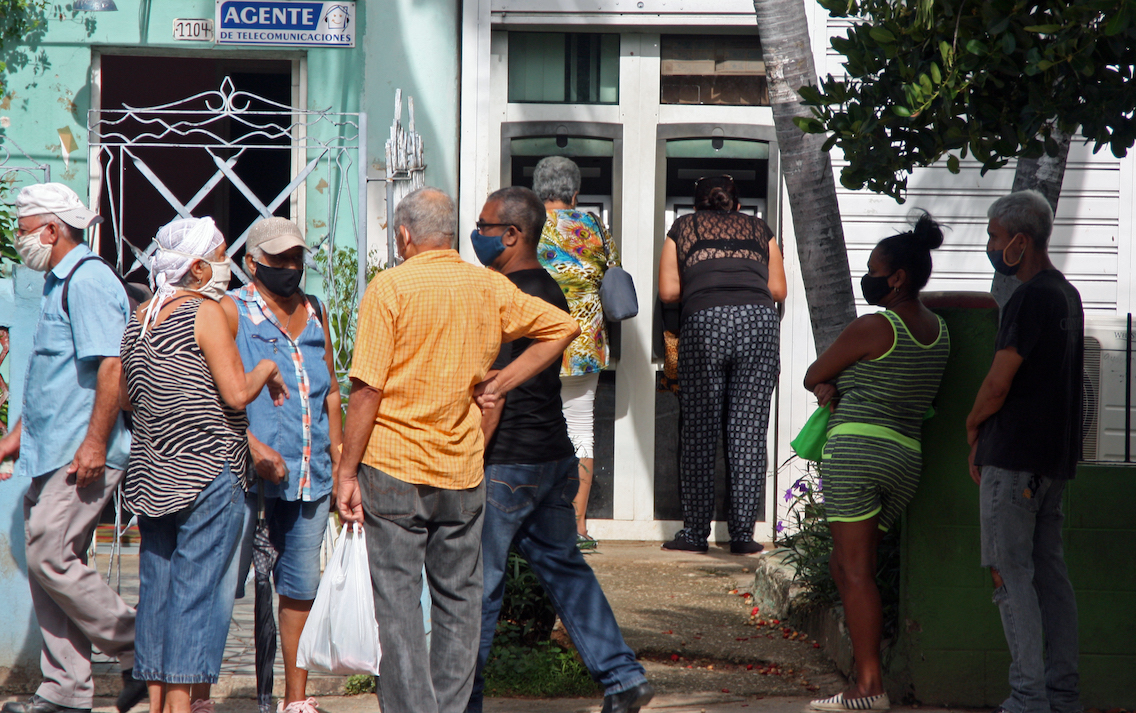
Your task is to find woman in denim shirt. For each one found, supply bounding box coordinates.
[221,218,342,713]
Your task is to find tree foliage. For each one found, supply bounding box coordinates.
[795,0,1136,200]
[0,0,48,87]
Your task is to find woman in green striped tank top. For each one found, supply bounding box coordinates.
[803,213,951,712]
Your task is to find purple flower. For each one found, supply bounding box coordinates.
[797,480,809,493]
[784,487,795,503]
[816,477,823,491]
[776,520,786,533]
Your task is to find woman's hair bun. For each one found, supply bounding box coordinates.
[910,211,944,251]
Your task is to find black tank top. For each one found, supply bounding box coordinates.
[668,211,774,323]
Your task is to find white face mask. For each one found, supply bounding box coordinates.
[190,258,231,301]
[15,226,53,272]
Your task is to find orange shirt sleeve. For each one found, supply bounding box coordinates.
[497,274,579,344]
[348,276,396,390]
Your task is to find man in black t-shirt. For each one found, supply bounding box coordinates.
[966,190,1083,713]
[465,187,653,713]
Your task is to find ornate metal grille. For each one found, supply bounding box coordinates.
[88,76,367,389]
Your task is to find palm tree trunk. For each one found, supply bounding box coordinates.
[991,128,1072,308]
[754,0,856,352]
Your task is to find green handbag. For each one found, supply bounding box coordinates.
[790,405,832,462]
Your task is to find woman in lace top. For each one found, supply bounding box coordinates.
[657,175,786,554]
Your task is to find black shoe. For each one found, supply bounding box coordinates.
[116,669,149,713]
[661,537,708,553]
[730,540,765,555]
[1,695,91,713]
[601,681,655,713]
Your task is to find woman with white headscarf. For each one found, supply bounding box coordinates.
[119,217,288,713]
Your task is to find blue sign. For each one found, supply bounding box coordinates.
[215,1,354,47]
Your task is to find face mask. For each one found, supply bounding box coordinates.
[191,259,231,301]
[470,229,506,267]
[860,272,893,305]
[987,237,1022,276]
[15,226,52,272]
[255,262,302,297]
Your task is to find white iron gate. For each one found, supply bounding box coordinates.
[88,76,367,384]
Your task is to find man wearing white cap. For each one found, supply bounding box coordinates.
[0,184,146,713]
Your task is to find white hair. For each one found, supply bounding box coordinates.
[394,187,456,247]
[988,190,1054,249]
[532,156,581,204]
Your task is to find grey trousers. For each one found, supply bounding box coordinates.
[24,464,136,708]
[358,464,485,713]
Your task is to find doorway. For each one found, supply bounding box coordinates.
[94,54,296,283]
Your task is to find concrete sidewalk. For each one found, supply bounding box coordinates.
[1,694,982,713]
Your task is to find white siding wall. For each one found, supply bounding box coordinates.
[774,8,1133,537]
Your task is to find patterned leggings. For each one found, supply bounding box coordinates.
[676,304,779,544]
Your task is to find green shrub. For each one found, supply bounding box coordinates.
[482,552,600,697]
[343,674,376,696]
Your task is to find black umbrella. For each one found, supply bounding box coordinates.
[254,490,279,713]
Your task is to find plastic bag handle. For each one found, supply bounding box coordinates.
[334,523,364,586]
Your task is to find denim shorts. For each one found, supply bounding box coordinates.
[234,492,332,601]
[134,464,244,684]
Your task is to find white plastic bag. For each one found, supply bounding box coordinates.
[296,523,382,675]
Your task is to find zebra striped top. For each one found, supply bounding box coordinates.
[120,297,249,517]
[829,310,950,442]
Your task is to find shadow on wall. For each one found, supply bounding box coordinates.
[0,485,40,694]
[0,269,45,691]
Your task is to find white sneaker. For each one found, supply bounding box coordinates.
[809,692,890,711]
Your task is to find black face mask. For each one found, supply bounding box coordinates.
[255,262,302,297]
[860,273,893,305]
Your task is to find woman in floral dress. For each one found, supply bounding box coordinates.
[532,156,619,543]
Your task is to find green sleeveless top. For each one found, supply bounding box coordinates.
[829,310,950,447]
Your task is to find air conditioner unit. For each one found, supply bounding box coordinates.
[1082,316,1135,462]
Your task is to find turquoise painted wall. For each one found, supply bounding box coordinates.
[363,0,460,196]
[896,305,1136,709]
[0,266,47,676]
[0,0,461,680]
[0,0,461,256]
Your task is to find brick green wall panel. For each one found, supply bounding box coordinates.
[904,649,988,706]
[1064,529,1136,592]
[1078,654,1136,708]
[904,526,987,588]
[895,303,1136,709]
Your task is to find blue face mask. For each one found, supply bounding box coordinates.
[987,238,1022,276]
[470,229,506,267]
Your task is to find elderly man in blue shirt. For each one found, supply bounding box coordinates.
[0,184,146,713]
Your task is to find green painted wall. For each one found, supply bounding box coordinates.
[895,305,1136,709]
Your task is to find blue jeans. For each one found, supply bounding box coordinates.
[980,466,1081,713]
[466,456,646,713]
[357,464,485,713]
[233,492,332,601]
[134,465,244,683]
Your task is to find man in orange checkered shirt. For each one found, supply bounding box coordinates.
[335,187,579,713]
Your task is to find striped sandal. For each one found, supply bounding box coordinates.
[809,692,890,711]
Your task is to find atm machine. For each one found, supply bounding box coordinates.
[653,134,776,523]
[500,123,622,524]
